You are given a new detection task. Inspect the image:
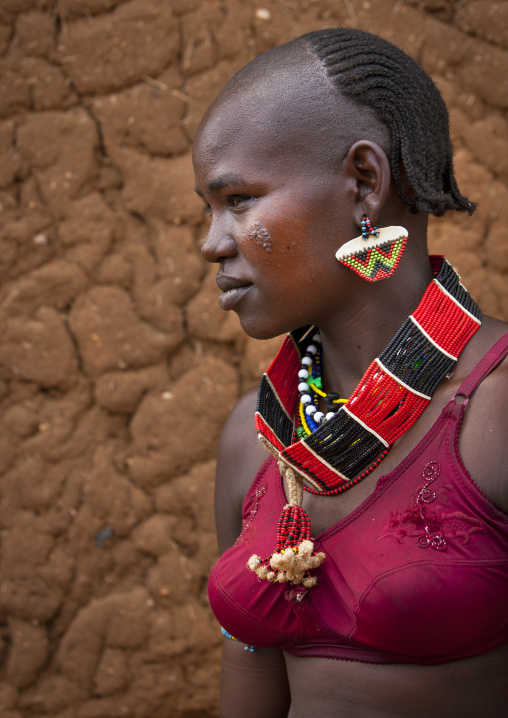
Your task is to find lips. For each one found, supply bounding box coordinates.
[216,275,253,310]
[216,275,252,292]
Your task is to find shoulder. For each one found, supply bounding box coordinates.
[458,317,508,513]
[217,386,268,493]
[214,386,269,553]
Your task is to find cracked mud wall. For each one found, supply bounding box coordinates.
[0,1,507,717]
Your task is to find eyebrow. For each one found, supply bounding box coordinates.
[194,173,247,197]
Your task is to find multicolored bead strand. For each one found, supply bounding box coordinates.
[361,215,379,240]
[296,332,346,438]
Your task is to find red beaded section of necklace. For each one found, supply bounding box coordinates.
[412,281,480,358]
[346,362,429,445]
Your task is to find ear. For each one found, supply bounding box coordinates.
[344,140,391,229]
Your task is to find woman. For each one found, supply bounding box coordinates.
[192,28,508,718]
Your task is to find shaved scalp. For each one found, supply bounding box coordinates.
[201,38,390,170]
[205,29,474,218]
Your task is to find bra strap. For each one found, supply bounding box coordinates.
[454,332,508,403]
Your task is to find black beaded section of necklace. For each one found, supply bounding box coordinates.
[294,408,386,480]
[257,374,294,447]
[379,321,454,396]
[438,259,482,320]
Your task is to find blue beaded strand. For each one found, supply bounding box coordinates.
[221,626,255,652]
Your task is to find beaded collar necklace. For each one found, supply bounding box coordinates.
[248,256,481,588]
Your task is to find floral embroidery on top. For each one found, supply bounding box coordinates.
[235,483,267,546]
[415,461,447,550]
[378,461,485,549]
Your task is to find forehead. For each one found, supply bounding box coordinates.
[194,76,337,172]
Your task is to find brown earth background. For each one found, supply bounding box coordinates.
[0,0,507,716]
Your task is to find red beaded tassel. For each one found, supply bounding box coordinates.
[248,453,325,587]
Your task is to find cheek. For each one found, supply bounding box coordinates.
[245,215,309,261]
[247,222,273,253]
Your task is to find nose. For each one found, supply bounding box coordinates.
[201,219,237,264]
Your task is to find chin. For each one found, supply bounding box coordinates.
[237,311,303,341]
[238,314,288,341]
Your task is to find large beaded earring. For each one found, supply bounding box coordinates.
[336,216,408,283]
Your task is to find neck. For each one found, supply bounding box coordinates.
[319,252,434,398]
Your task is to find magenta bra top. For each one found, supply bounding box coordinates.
[209,335,508,665]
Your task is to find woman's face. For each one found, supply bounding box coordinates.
[192,86,358,340]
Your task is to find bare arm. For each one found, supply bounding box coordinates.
[214,388,291,718]
[220,641,291,718]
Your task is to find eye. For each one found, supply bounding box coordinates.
[227,195,252,210]
[203,204,212,215]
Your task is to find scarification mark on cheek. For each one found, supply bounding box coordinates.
[248,222,273,253]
